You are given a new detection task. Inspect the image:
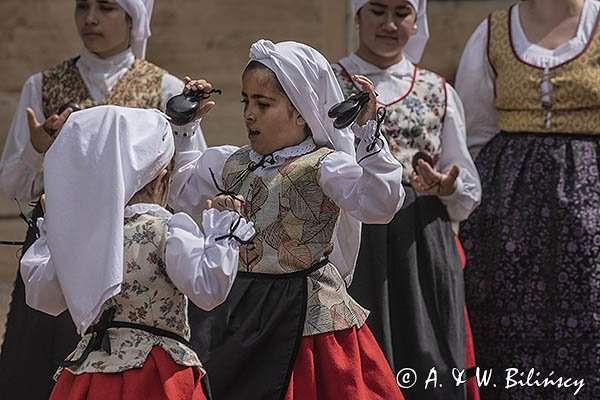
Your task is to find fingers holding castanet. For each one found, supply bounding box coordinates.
[352,74,377,126]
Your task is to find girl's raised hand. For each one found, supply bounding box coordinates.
[409,159,460,197]
[183,76,216,120]
[26,106,73,153]
[352,74,378,126]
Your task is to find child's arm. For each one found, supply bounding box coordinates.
[318,76,405,224]
[318,126,405,224]
[169,78,239,216]
[19,217,68,316]
[165,208,254,310]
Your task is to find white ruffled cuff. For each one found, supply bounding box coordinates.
[201,208,255,243]
[172,120,201,152]
[350,119,378,143]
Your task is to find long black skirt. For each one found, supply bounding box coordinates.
[349,184,466,400]
[0,202,79,399]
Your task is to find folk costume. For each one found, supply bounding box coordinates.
[332,1,482,399]
[455,1,600,398]
[0,2,207,397]
[20,105,253,400]
[171,40,406,400]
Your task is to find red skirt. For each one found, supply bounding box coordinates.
[285,324,404,400]
[50,346,208,400]
[455,236,480,400]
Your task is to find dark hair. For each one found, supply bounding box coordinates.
[243,61,312,137]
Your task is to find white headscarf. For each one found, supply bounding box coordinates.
[352,0,429,64]
[115,0,155,59]
[248,40,361,285]
[44,105,174,334]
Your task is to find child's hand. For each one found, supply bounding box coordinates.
[409,160,460,197]
[183,76,216,121]
[26,106,73,153]
[206,194,245,213]
[352,75,378,126]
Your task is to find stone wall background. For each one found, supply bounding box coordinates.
[0,0,512,343]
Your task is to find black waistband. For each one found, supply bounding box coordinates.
[59,307,192,368]
[237,256,329,280]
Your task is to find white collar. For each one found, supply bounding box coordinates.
[124,203,172,218]
[340,53,414,78]
[78,47,135,75]
[248,136,317,169]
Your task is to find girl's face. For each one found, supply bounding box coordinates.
[356,0,417,66]
[241,68,308,155]
[75,0,131,59]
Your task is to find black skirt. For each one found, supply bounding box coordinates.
[0,201,79,399]
[349,184,466,400]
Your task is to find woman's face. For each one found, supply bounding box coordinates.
[241,68,308,156]
[75,0,131,59]
[356,0,417,66]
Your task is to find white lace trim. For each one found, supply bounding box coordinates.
[248,136,317,169]
[124,203,172,218]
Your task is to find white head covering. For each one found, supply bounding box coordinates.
[44,105,174,334]
[115,0,155,59]
[352,0,429,64]
[248,39,361,285]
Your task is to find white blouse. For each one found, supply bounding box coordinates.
[20,204,254,317]
[338,53,481,222]
[0,47,207,204]
[170,125,405,224]
[455,0,599,158]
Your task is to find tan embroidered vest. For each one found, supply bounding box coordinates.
[489,7,600,134]
[41,58,165,118]
[60,213,201,376]
[222,147,369,336]
[333,63,446,181]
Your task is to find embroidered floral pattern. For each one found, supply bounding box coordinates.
[58,213,200,376]
[41,58,164,118]
[222,147,369,335]
[333,64,446,181]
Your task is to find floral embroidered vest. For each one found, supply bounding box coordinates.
[333,63,446,181]
[489,6,600,135]
[61,213,201,375]
[222,146,369,336]
[41,58,165,118]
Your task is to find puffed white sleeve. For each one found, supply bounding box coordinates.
[0,73,46,203]
[20,217,68,316]
[162,73,207,151]
[318,120,405,223]
[455,19,499,159]
[165,208,255,310]
[169,145,239,216]
[437,84,482,222]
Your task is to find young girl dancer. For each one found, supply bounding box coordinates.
[20,105,253,400]
[171,40,406,399]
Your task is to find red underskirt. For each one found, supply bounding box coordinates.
[50,346,208,400]
[285,324,405,400]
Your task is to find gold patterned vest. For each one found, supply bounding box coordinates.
[333,63,446,181]
[41,58,165,118]
[489,6,600,134]
[222,146,369,336]
[61,212,201,375]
